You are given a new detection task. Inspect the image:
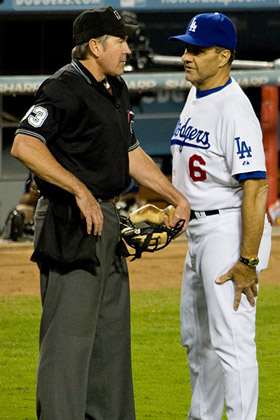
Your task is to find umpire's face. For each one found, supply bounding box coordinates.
[92,35,132,78]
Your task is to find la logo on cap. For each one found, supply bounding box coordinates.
[169,12,236,50]
[189,18,197,32]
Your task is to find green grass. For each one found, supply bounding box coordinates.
[255,286,280,418]
[0,287,279,420]
[131,290,189,419]
[0,297,41,420]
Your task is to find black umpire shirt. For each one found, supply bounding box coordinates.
[16,59,139,200]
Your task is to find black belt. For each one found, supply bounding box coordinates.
[98,196,120,204]
[42,196,120,205]
[190,209,220,220]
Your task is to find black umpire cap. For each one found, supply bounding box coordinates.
[73,6,138,46]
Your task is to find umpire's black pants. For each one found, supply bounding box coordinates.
[34,198,135,420]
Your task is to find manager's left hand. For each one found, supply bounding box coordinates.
[165,200,190,234]
[216,261,258,311]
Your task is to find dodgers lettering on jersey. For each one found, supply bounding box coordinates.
[171,78,266,211]
[172,117,210,151]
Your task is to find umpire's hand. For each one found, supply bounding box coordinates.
[216,261,258,311]
[75,187,103,236]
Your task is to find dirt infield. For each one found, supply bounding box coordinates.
[0,230,279,296]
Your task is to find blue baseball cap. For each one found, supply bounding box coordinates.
[169,13,236,50]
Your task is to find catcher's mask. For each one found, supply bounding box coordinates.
[120,216,185,260]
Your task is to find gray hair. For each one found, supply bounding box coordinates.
[215,47,236,65]
[71,34,109,60]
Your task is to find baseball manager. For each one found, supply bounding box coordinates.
[169,12,271,420]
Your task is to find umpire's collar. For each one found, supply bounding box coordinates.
[71,58,94,85]
[71,58,123,95]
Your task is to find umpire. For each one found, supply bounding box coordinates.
[11,6,190,420]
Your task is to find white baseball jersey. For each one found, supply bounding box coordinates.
[171,77,266,210]
[173,77,271,420]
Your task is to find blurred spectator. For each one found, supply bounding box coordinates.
[1,174,39,241]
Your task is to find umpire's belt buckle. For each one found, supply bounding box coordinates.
[98,196,120,204]
[110,196,120,204]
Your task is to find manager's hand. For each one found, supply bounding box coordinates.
[216,261,258,311]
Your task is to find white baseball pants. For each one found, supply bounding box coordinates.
[180,209,271,420]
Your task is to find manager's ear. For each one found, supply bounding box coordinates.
[219,49,231,67]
